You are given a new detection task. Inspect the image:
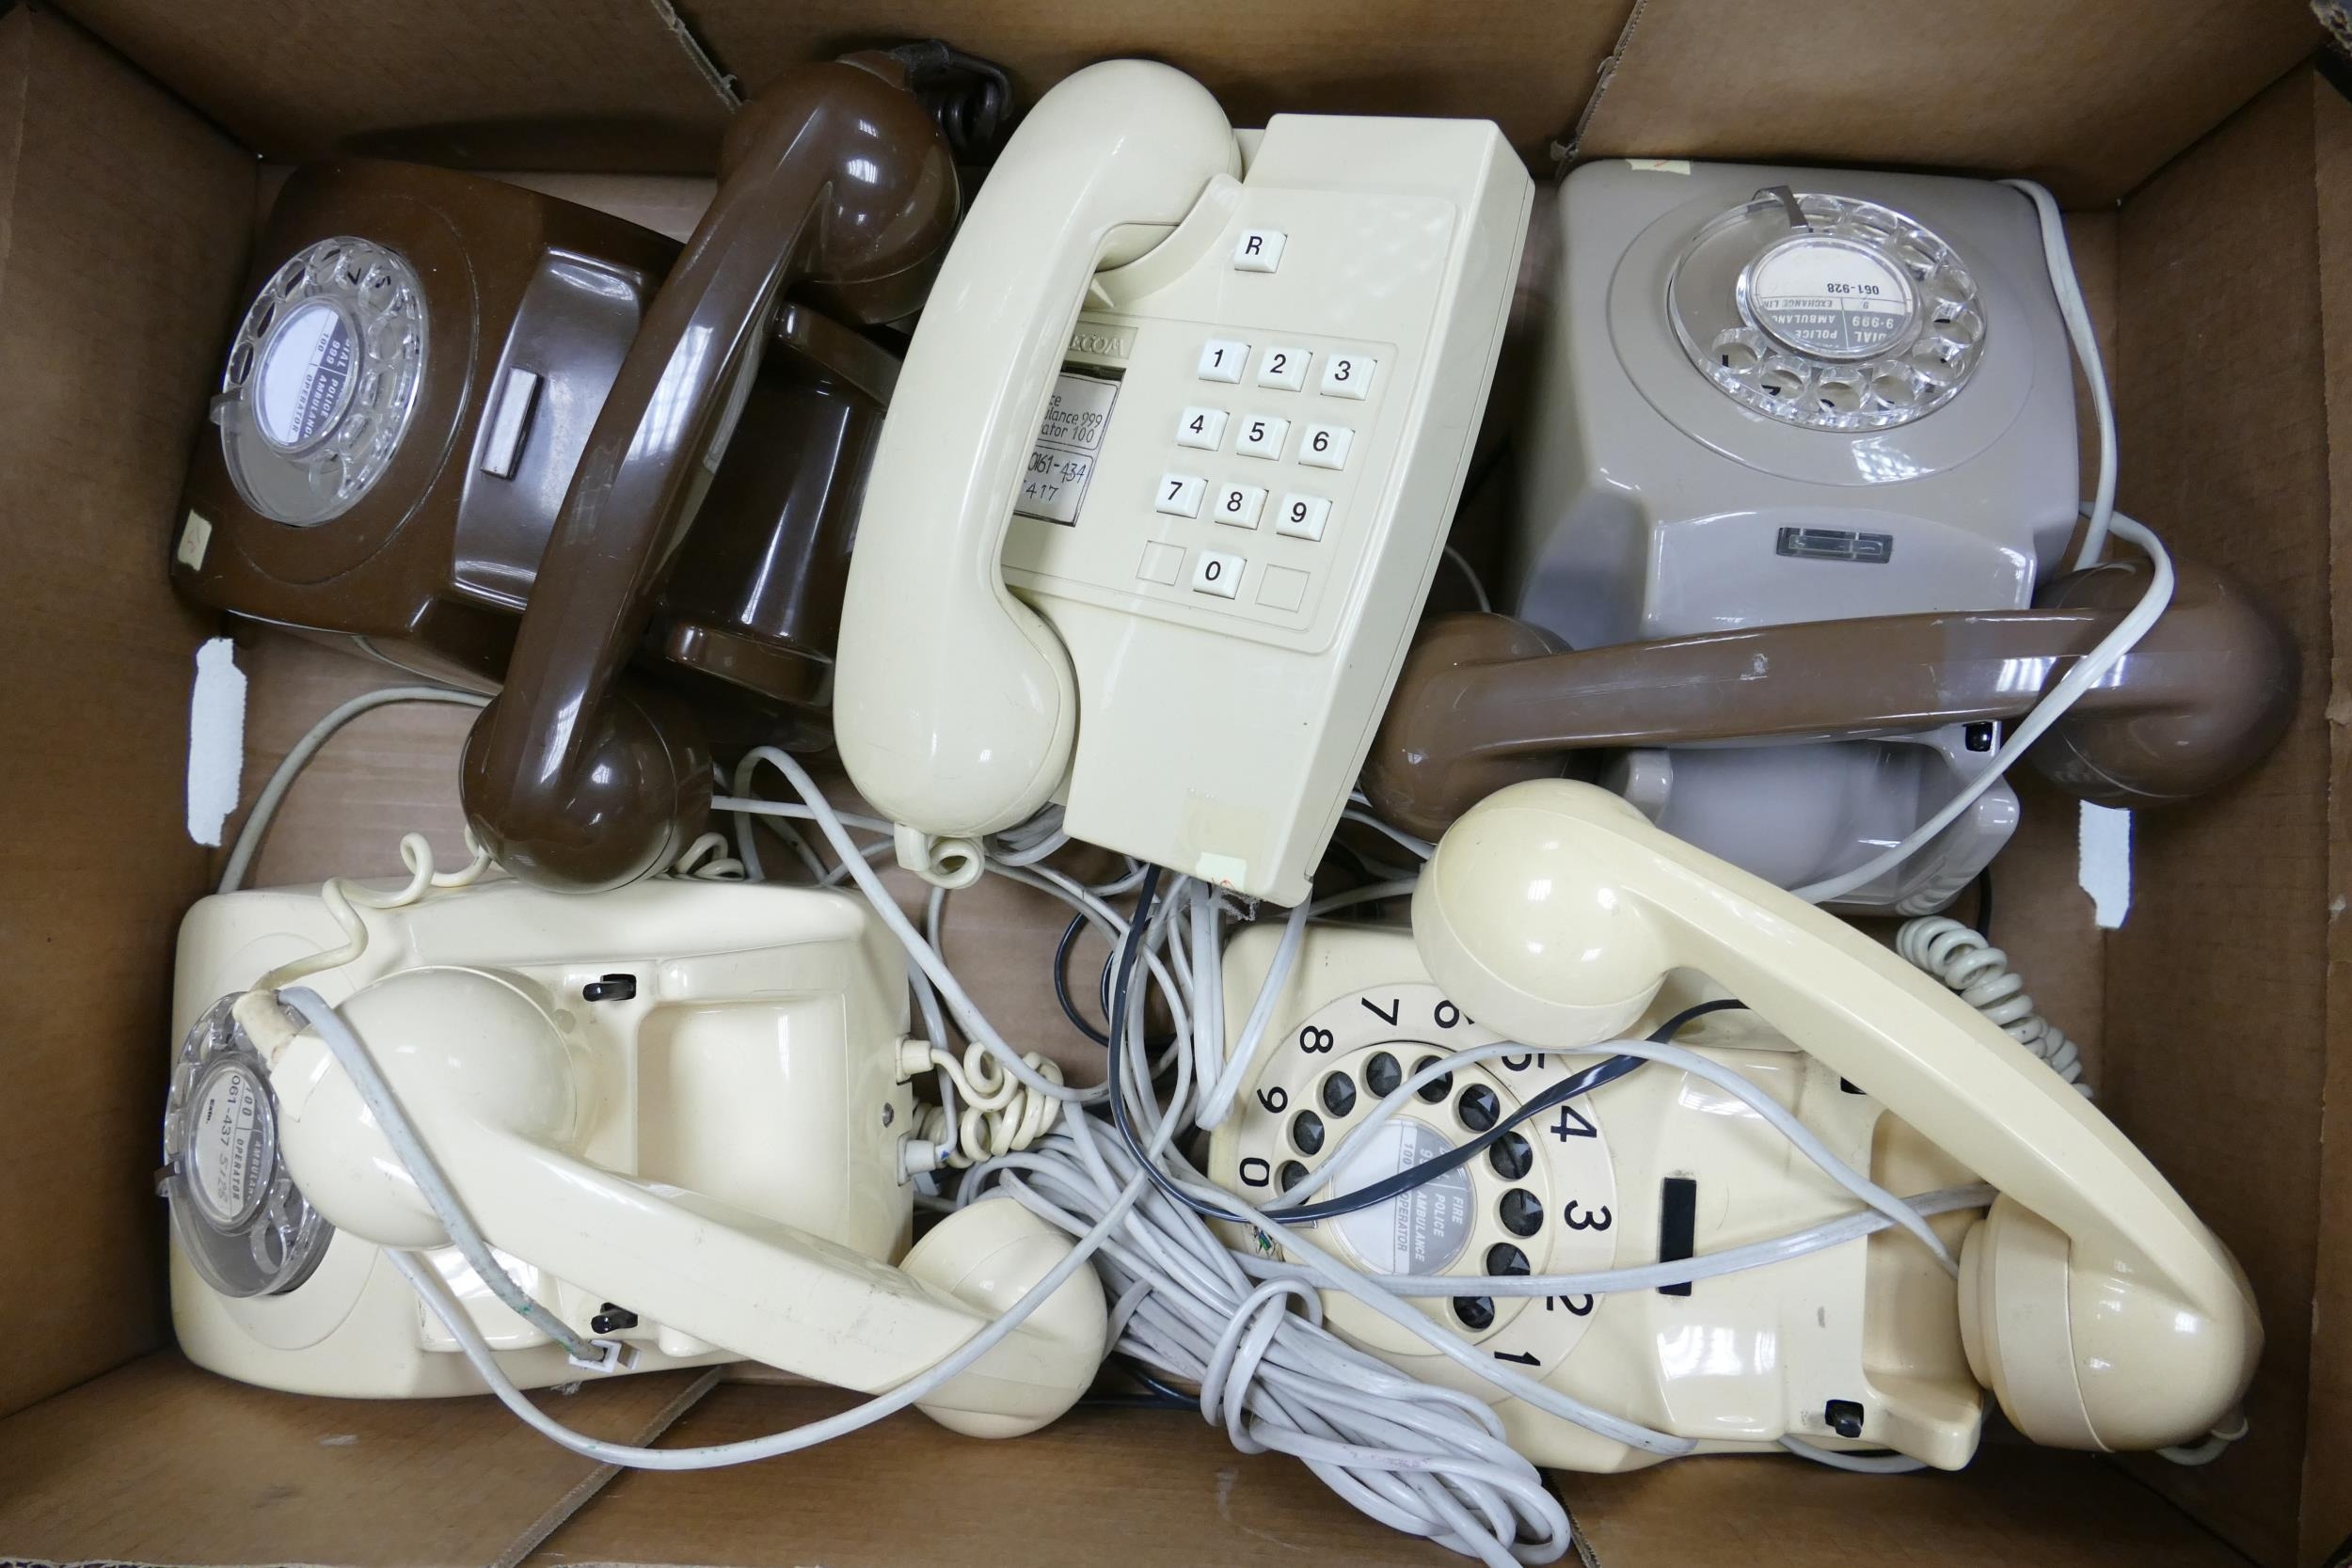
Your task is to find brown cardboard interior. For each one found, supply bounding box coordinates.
[0,2,2344,1567]
[53,0,735,169]
[2101,69,2344,1568]
[0,4,252,1423]
[1573,0,2327,205]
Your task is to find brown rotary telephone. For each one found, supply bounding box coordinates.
[1363,550,2297,841]
[174,55,960,891]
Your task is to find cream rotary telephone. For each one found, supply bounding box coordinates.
[1207,781,2258,1469]
[163,876,1104,1435]
[834,59,1531,904]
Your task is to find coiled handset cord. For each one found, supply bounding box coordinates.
[1895,916,2089,1095]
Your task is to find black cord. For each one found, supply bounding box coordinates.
[1103,865,1744,1228]
[882,40,1018,163]
[1053,911,1114,1048]
[1971,867,1994,942]
[1054,911,1177,1053]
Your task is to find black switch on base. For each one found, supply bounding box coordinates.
[1824,1399,1867,1439]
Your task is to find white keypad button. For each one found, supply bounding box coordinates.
[1174,406,1228,451]
[1255,345,1311,391]
[1154,472,1206,518]
[1136,541,1184,585]
[1197,340,1248,383]
[1234,415,1289,461]
[1319,354,1374,399]
[1212,483,1267,529]
[1191,548,1244,598]
[1258,564,1310,612]
[1232,230,1286,273]
[1298,424,1353,470]
[1274,492,1331,541]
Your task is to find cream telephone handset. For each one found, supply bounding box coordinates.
[1210,781,2258,1468]
[834,61,1531,903]
[163,878,1104,1434]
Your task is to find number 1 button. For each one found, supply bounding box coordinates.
[1197,339,1248,384]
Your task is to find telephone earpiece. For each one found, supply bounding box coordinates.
[463,58,959,891]
[1412,780,2260,1451]
[1367,551,2296,840]
[834,59,1241,863]
[271,967,1105,1433]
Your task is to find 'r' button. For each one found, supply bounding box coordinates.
[1232,230,1286,273]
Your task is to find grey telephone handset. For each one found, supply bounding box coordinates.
[833,60,1532,904]
[1510,161,2084,912]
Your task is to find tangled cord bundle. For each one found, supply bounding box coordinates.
[228,724,2010,1565]
[1896,917,2089,1093]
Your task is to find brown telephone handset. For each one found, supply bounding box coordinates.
[459,60,957,889]
[1365,550,2297,840]
[174,58,958,892]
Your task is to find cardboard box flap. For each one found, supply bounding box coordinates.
[526,1386,2254,1568]
[1565,1442,2257,1568]
[54,0,736,169]
[2105,65,2343,1568]
[0,3,251,1422]
[1572,0,2326,206]
[0,1354,718,1568]
[2303,63,2352,1568]
[685,0,1635,160]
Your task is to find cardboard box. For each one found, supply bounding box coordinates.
[0,2,2344,1563]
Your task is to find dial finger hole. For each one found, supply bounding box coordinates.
[1413,1056,1452,1103]
[1499,1188,1543,1237]
[1456,1084,1499,1132]
[1278,1160,1308,1193]
[1454,1296,1496,1331]
[1485,1243,1530,1277]
[1291,1110,1326,1156]
[1364,1052,1402,1098]
[1488,1132,1534,1180]
[1756,357,1809,402]
[1321,1072,1358,1117]
[1813,374,1864,417]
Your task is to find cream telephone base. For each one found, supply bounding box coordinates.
[1208,781,2258,1469]
[835,60,1532,904]
[165,877,1105,1433]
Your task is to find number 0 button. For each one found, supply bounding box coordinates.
[1319,354,1373,399]
[1191,548,1243,598]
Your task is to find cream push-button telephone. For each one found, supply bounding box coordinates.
[163,878,1105,1433]
[834,60,1531,904]
[1207,781,2260,1470]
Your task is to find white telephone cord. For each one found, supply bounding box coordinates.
[1791,510,2172,906]
[1792,179,2142,907]
[1896,916,2089,1094]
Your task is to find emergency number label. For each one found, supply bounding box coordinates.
[1016,372,1120,526]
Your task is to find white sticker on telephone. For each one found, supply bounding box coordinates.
[1745,235,1916,360]
[1330,1119,1472,1275]
[1017,372,1120,525]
